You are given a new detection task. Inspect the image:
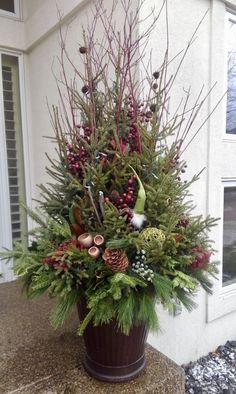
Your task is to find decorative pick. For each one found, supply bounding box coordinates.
[129,166,147,229]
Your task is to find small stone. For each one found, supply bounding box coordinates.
[184,340,236,393]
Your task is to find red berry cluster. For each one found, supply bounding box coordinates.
[106,176,136,208]
[66,125,92,176]
[43,238,82,269]
[191,246,212,269]
[126,96,153,124]
[128,124,142,153]
[104,176,137,226]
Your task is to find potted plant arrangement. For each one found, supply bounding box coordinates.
[1,0,218,383]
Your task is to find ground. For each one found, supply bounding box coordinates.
[0,280,184,393]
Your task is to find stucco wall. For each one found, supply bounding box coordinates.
[23,0,46,19]
[145,0,236,365]
[1,0,236,365]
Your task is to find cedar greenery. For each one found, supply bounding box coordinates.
[1,0,219,335]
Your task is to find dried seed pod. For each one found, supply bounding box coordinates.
[78,233,93,248]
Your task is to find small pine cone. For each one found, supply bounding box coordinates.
[103,248,129,272]
[177,214,189,227]
[153,71,160,79]
[81,85,89,94]
[150,104,157,113]
[79,46,87,54]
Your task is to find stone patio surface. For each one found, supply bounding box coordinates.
[0,281,185,393]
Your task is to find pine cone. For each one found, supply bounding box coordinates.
[103,248,129,272]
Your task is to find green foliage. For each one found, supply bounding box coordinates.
[152,273,173,304]
[102,202,129,238]
[0,0,220,337]
[116,291,136,334]
[50,288,79,328]
[172,271,198,290]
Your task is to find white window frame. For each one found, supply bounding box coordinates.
[208,179,236,321]
[223,11,236,143]
[0,0,20,20]
[0,49,32,282]
[207,3,236,321]
[220,180,236,291]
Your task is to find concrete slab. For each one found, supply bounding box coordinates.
[0,281,185,393]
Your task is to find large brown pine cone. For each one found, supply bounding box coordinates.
[103,248,129,272]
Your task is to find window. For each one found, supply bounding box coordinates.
[0,53,28,281]
[0,0,20,18]
[226,14,236,134]
[0,0,14,13]
[207,9,236,321]
[223,186,236,286]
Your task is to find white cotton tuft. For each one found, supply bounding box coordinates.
[131,212,146,229]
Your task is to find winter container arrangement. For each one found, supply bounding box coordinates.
[1,0,218,383]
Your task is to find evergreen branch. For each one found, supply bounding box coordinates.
[50,288,79,328]
[78,308,96,336]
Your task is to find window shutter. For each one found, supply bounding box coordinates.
[2,55,27,243]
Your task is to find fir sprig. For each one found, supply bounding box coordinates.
[0,0,220,337]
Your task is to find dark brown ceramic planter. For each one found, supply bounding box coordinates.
[77,300,148,382]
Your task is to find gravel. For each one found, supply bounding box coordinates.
[183,341,236,394]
